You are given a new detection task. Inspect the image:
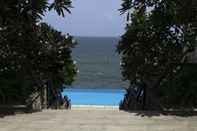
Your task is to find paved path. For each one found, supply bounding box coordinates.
[0,109,197,131]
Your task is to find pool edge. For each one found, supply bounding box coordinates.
[71,105,119,110]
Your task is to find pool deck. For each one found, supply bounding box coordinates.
[71,105,119,110]
[1,108,197,131]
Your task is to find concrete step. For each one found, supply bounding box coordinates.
[1,109,197,131]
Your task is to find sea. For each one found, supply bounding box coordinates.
[70,36,129,89]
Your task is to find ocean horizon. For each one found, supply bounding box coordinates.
[70,36,129,89]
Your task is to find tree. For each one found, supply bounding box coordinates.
[0,0,77,106]
[118,0,197,110]
[160,64,197,109]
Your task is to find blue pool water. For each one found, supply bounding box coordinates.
[61,88,126,106]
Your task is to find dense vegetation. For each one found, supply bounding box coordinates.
[160,64,197,108]
[0,0,77,106]
[118,0,197,110]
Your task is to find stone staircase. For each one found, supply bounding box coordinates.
[0,109,197,131]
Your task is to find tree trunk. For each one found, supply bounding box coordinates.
[144,86,163,110]
[142,87,146,110]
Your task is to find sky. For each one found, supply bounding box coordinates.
[43,0,126,37]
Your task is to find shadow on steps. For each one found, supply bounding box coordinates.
[121,109,197,117]
[0,105,40,118]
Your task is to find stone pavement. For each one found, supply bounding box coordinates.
[0,108,197,131]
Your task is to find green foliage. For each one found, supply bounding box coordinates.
[0,0,72,21]
[118,0,197,109]
[0,0,76,104]
[49,0,72,17]
[35,23,77,89]
[160,64,197,108]
[0,71,33,104]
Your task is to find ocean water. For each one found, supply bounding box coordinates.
[71,37,129,89]
[62,37,127,105]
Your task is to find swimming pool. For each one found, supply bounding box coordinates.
[61,88,126,106]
